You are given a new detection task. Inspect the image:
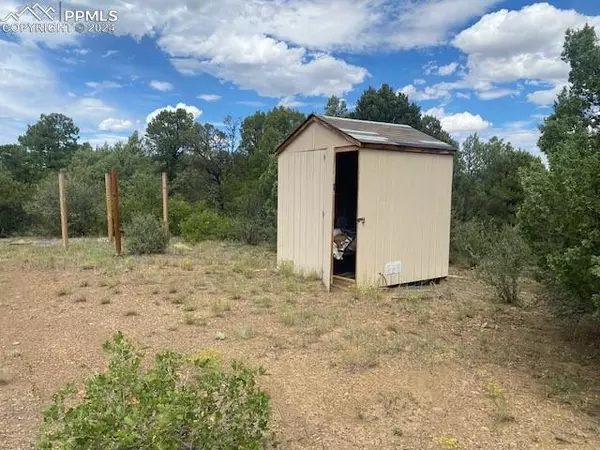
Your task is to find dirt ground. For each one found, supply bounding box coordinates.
[1,239,600,450]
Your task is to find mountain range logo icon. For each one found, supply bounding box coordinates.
[1,3,56,22]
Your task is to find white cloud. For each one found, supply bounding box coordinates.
[150,80,174,91]
[85,81,122,90]
[73,48,90,56]
[477,88,520,100]
[527,84,565,106]
[423,61,437,75]
[50,0,499,98]
[66,98,114,118]
[399,83,453,101]
[453,3,600,104]
[0,0,502,100]
[237,100,267,107]
[278,96,306,108]
[437,62,458,76]
[101,50,119,58]
[198,94,222,102]
[414,78,426,85]
[426,106,491,133]
[168,39,368,98]
[98,118,133,131]
[146,102,203,124]
[456,92,471,99]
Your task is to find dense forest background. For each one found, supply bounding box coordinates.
[1,26,599,317]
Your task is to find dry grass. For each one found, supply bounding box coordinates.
[2,238,600,450]
[210,299,231,317]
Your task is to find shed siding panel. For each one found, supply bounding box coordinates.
[356,150,453,285]
[277,121,341,289]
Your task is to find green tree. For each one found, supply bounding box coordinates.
[0,144,40,183]
[324,95,349,117]
[18,113,79,172]
[145,109,198,180]
[453,134,541,225]
[171,122,234,210]
[421,115,458,147]
[238,112,265,156]
[519,25,600,314]
[351,84,422,129]
[0,167,31,236]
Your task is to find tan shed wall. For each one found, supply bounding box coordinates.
[277,121,350,288]
[356,149,453,286]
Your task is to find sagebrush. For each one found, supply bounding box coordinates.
[124,214,169,254]
[181,209,233,242]
[38,332,272,450]
[476,226,530,304]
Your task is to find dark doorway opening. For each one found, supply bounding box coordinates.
[333,151,358,280]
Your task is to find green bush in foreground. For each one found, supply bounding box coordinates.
[124,214,169,255]
[38,332,271,450]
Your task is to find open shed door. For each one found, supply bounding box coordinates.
[277,147,334,290]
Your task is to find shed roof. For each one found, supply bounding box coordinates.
[276,114,456,155]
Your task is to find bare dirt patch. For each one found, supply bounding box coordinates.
[1,239,600,449]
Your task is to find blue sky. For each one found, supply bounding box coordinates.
[1,0,600,153]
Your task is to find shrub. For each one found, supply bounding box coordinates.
[181,209,233,242]
[0,168,31,237]
[38,333,271,450]
[449,219,490,268]
[168,197,195,236]
[124,214,169,255]
[119,171,162,226]
[233,216,275,246]
[476,226,530,305]
[26,173,103,237]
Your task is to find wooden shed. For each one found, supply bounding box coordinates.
[276,114,456,290]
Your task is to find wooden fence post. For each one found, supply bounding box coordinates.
[58,171,68,249]
[162,172,169,232]
[104,173,113,241]
[110,169,122,256]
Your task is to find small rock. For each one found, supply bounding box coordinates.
[481,322,488,329]
[12,341,20,346]
[215,332,226,340]
[554,432,583,444]
[432,407,444,413]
